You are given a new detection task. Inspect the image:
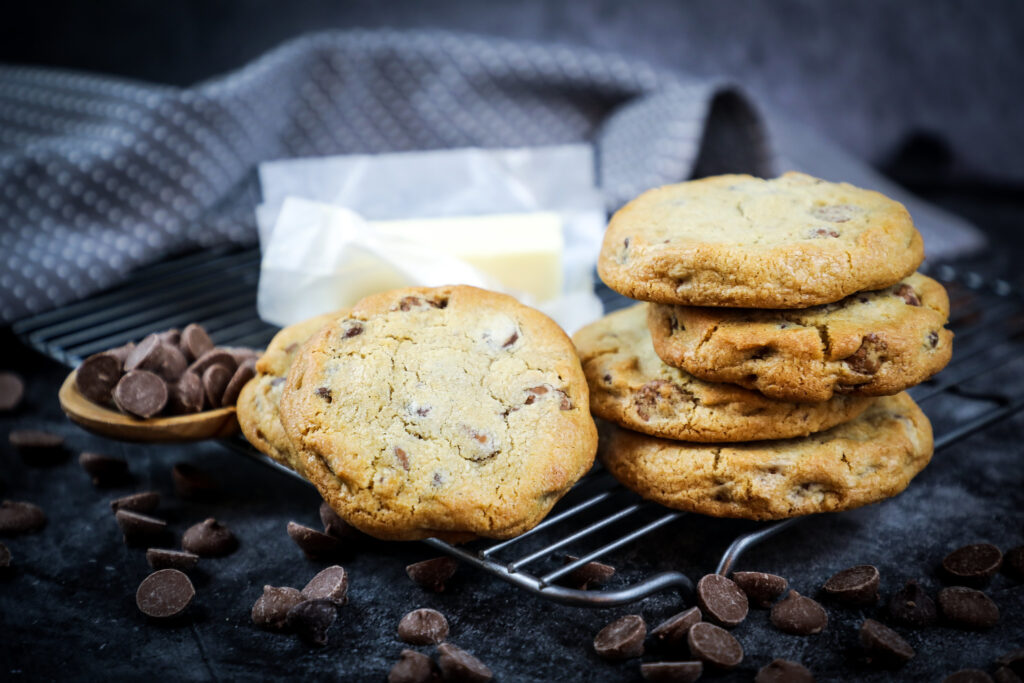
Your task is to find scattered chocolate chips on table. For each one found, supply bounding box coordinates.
[0,371,25,411]
[252,585,305,632]
[110,490,160,513]
[0,500,46,535]
[136,569,195,619]
[319,501,357,539]
[398,608,450,645]
[887,579,937,627]
[938,586,1000,629]
[770,590,828,635]
[406,556,458,592]
[755,659,815,683]
[593,614,646,660]
[650,606,702,646]
[822,564,880,605]
[388,649,438,683]
[9,429,66,465]
[287,521,343,560]
[687,622,743,670]
[639,661,703,683]
[859,618,915,666]
[115,509,168,546]
[301,565,349,606]
[287,598,338,646]
[172,463,218,500]
[942,543,1003,585]
[563,554,615,589]
[731,571,788,608]
[182,518,237,557]
[146,548,199,572]
[696,573,749,627]
[437,643,493,683]
[78,451,130,487]
[944,670,996,683]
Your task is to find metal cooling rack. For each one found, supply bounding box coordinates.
[14,247,1024,607]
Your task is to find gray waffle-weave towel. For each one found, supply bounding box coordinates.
[0,30,985,323]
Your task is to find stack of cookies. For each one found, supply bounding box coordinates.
[575,172,952,520]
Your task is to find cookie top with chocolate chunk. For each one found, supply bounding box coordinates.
[573,304,871,442]
[599,392,933,520]
[279,285,597,541]
[598,172,924,308]
[237,312,344,474]
[648,272,953,402]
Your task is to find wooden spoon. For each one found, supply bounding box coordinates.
[58,370,239,442]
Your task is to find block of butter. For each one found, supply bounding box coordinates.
[370,213,564,302]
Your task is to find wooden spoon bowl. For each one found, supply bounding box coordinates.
[59,370,239,442]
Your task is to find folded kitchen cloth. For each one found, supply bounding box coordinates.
[0,29,985,323]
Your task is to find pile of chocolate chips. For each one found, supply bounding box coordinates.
[75,323,259,418]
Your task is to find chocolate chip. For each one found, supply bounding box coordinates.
[893,283,922,306]
[406,556,458,592]
[126,335,187,381]
[107,342,135,364]
[687,621,743,670]
[770,590,827,635]
[593,614,646,660]
[146,548,199,572]
[397,608,449,645]
[287,599,337,646]
[437,643,492,683]
[756,659,814,683]
[180,324,214,363]
[859,618,915,666]
[944,671,996,683]
[159,328,181,346]
[732,571,788,608]
[319,501,356,539]
[696,574,749,628]
[823,564,880,605]
[78,452,130,487]
[928,330,940,348]
[186,349,237,377]
[562,555,615,589]
[845,333,886,375]
[9,429,66,465]
[182,518,237,557]
[301,565,349,606]
[0,542,10,568]
[1004,546,1024,580]
[115,509,167,545]
[287,521,342,560]
[343,322,364,338]
[650,606,701,645]
[640,661,703,683]
[996,667,1024,683]
[388,649,438,683]
[251,585,304,631]
[943,543,1003,585]
[114,370,168,418]
[220,359,256,406]
[0,372,25,412]
[167,371,204,414]
[124,334,159,371]
[76,353,123,404]
[136,569,194,619]
[808,227,841,238]
[394,447,410,470]
[201,364,232,409]
[0,500,46,535]
[172,463,218,500]
[938,586,1000,629]
[110,490,160,514]
[887,580,937,627]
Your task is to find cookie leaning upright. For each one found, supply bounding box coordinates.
[598,172,924,308]
[279,285,598,541]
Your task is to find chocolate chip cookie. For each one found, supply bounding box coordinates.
[237,312,343,473]
[598,172,924,308]
[279,285,597,541]
[599,392,933,519]
[647,272,953,402]
[573,304,871,442]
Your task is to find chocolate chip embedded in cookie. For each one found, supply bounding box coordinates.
[648,272,954,402]
[598,392,933,520]
[278,285,597,541]
[574,304,871,442]
[598,172,924,308]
